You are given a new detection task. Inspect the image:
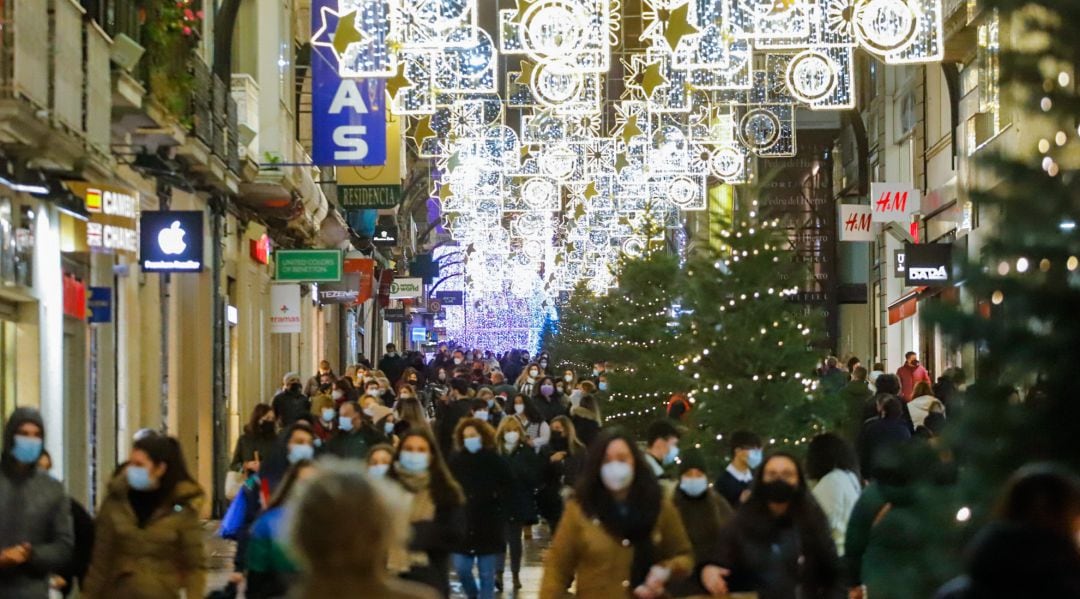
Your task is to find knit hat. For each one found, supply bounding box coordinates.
[678,448,708,476]
[283,372,301,385]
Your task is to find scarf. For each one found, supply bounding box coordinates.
[594,495,661,588]
[388,471,436,572]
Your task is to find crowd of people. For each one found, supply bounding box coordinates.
[0,344,1077,599]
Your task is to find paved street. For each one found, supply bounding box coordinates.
[206,521,551,598]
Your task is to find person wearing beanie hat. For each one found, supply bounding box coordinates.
[669,448,735,597]
[0,407,74,598]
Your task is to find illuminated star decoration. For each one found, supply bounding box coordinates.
[641,0,700,52]
[624,56,670,99]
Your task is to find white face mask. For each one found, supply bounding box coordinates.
[454,358,463,365]
[564,374,574,382]
[504,431,521,446]
[474,410,489,421]
[332,390,344,400]
[600,461,634,492]
[514,403,526,415]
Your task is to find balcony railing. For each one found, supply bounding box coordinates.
[188,55,241,175]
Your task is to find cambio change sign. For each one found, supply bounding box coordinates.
[310,1,386,166]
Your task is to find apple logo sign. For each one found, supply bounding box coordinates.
[158,221,187,255]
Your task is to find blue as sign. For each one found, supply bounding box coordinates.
[311,3,386,166]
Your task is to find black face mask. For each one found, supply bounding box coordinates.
[259,421,275,436]
[289,383,303,394]
[758,480,799,504]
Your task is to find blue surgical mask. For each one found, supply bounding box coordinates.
[384,422,396,435]
[321,408,336,422]
[368,464,390,478]
[464,436,483,454]
[679,476,709,497]
[474,410,489,421]
[339,415,355,432]
[126,465,155,491]
[11,435,43,464]
[288,443,315,463]
[664,443,680,465]
[747,448,763,469]
[598,382,608,391]
[398,450,430,473]
[487,398,495,408]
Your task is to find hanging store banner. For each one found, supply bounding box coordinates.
[871,183,921,223]
[435,290,464,306]
[383,307,409,322]
[894,250,906,279]
[140,210,205,272]
[88,286,112,324]
[904,243,954,286]
[389,277,423,299]
[345,257,376,304]
[270,285,303,334]
[338,184,401,209]
[839,204,874,242]
[274,249,343,282]
[318,271,362,304]
[310,1,387,167]
[66,181,139,257]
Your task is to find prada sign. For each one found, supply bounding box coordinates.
[904,243,953,286]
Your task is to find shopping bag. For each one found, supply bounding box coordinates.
[218,487,249,540]
[224,471,245,501]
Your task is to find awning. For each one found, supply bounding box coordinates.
[887,285,959,325]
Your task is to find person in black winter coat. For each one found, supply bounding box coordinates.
[569,395,602,448]
[435,379,474,457]
[536,416,586,530]
[37,450,94,598]
[389,429,466,597]
[857,396,913,481]
[700,453,844,599]
[494,418,540,591]
[448,419,514,599]
[533,377,568,423]
[935,463,1080,599]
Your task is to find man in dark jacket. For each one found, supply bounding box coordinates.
[326,400,386,459]
[841,366,876,440]
[857,396,913,480]
[272,372,310,428]
[378,343,406,386]
[0,408,74,598]
[715,430,762,507]
[435,379,474,456]
[304,360,335,397]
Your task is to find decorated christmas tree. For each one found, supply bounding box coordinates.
[679,200,841,457]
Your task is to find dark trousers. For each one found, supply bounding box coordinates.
[497,521,523,574]
[536,488,563,530]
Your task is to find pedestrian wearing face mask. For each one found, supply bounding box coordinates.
[510,394,551,451]
[516,363,543,397]
[388,430,466,597]
[231,403,277,476]
[380,343,407,387]
[396,396,434,437]
[366,444,395,479]
[669,449,734,598]
[273,372,311,429]
[537,416,587,530]
[534,376,569,422]
[83,435,206,599]
[259,423,318,494]
[376,412,401,447]
[494,419,540,592]
[449,419,515,599]
[540,430,693,599]
[570,394,602,448]
[331,380,356,409]
[643,420,682,482]
[715,430,763,507]
[245,460,319,599]
[310,395,337,443]
[699,453,843,599]
[327,401,388,460]
[0,408,74,599]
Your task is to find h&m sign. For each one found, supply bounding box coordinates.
[871,183,921,223]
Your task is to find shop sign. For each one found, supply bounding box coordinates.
[434,326,447,337]
[250,234,272,264]
[411,327,427,342]
[383,307,409,322]
[345,257,376,304]
[893,250,906,279]
[338,185,401,209]
[140,211,204,272]
[88,286,112,324]
[310,1,386,166]
[871,183,921,223]
[270,285,302,334]
[427,299,442,313]
[372,215,397,247]
[389,277,423,299]
[274,249,343,282]
[839,204,874,242]
[318,271,361,304]
[435,290,464,306]
[62,272,86,320]
[904,243,953,286]
[66,182,138,257]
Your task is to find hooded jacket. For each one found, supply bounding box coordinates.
[82,470,207,599]
[0,407,75,599]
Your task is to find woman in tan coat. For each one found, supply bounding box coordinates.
[540,431,693,599]
[82,435,206,599]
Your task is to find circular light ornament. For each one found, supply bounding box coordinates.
[740,108,782,152]
[531,64,583,106]
[521,0,587,59]
[749,0,800,19]
[521,177,558,209]
[622,236,647,258]
[786,50,838,104]
[666,176,699,208]
[709,147,745,179]
[539,144,578,179]
[854,0,919,56]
